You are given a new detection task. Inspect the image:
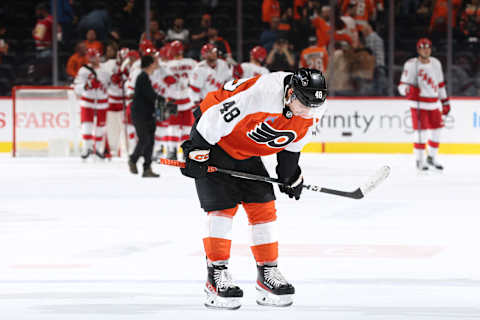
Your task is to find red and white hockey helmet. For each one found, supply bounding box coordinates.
[159,44,172,61]
[139,39,155,56]
[250,45,267,63]
[127,50,140,61]
[117,47,130,63]
[201,43,217,60]
[416,38,432,49]
[169,40,184,57]
[86,48,101,60]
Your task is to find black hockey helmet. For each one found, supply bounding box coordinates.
[289,68,327,108]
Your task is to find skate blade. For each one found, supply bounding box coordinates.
[255,286,293,307]
[204,289,241,310]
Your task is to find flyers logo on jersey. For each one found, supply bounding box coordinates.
[247,122,297,148]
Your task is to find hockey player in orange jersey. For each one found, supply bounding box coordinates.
[180,68,328,309]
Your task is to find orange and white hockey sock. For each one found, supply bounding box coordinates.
[203,206,239,263]
[243,201,278,265]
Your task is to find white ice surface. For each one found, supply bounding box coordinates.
[1,153,479,319]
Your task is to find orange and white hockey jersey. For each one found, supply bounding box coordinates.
[341,0,375,31]
[164,58,197,111]
[189,59,233,105]
[74,64,110,110]
[239,62,270,78]
[197,72,317,160]
[398,57,448,110]
[299,46,328,72]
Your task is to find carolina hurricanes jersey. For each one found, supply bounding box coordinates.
[398,57,447,110]
[102,59,125,109]
[163,58,197,111]
[74,64,110,110]
[151,62,172,97]
[189,59,233,105]
[239,62,270,78]
[197,72,317,160]
[124,59,142,107]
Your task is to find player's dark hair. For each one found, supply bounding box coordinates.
[141,55,154,69]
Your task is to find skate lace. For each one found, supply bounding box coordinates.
[213,268,236,290]
[264,267,288,288]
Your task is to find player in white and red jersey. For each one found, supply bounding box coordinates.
[73,48,111,160]
[119,50,140,154]
[189,43,233,107]
[233,45,270,79]
[398,38,451,171]
[102,47,130,158]
[162,40,197,159]
[180,69,328,309]
[151,44,176,158]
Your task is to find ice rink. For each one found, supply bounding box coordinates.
[1,153,479,319]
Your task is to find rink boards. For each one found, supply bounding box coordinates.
[1,97,479,154]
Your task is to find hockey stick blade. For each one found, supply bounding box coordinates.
[303,165,390,199]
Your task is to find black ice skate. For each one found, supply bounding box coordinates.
[416,160,429,172]
[256,265,295,307]
[94,149,105,160]
[166,148,177,160]
[426,156,443,171]
[80,149,93,161]
[204,264,243,310]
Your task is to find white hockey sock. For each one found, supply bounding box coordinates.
[428,129,441,158]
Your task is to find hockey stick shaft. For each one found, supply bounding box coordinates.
[158,158,390,199]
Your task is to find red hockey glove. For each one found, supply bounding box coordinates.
[111,73,122,85]
[180,140,210,179]
[277,167,303,200]
[441,99,451,115]
[90,78,102,89]
[442,104,450,115]
[233,64,243,79]
[406,85,420,100]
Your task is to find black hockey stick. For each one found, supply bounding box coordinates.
[159,158,390,200]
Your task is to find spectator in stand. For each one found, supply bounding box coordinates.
[291,3,314,53]
[84,29,104,55]
[299,36,329,73]
[278,7,294,43]
[361,22,386,95]
[206,27,232,62]
[77,1,112,41]
[340,0,376,32]
[341,3,359,48]
[428,0,463,40]
[32,2,59,58]
[260,16,280,52]
[265,38,296,72]
[66,42,88,79]
[188,14,212,60]
[450,51,477,96]
[293,0,308,20]
[350,38,376,95]
[166,17,190,45]
[119,0,142,40]
[459,1,480,47]
[262,0,281,24]
[104,42,118,61]
[56,0,75,50]
[330,43,355,96]
[401,0,422,15]
[140,20,165,48]
[312,6,354,49]
[0,23,8,64]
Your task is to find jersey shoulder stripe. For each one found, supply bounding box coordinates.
[199,76,261,113]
